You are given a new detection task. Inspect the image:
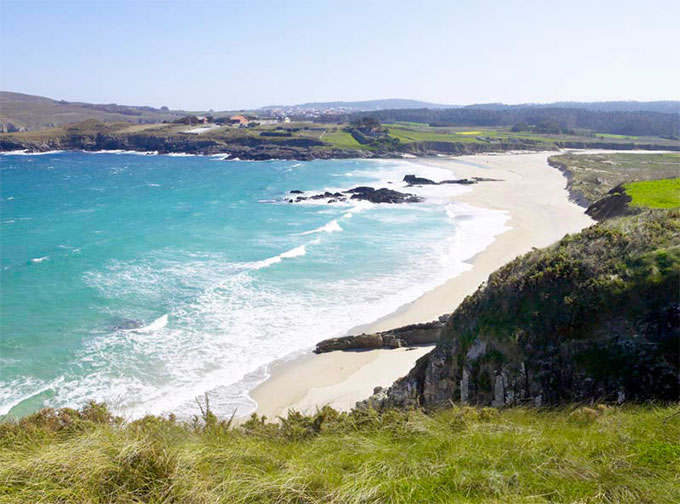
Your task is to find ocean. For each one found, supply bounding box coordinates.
[0,151,508,419]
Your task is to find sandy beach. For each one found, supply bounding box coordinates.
[250,150,595,419]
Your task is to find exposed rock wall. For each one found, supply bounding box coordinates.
[585,183,640,221]
[546,157,591,207]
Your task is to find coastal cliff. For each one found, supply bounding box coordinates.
[3,119,678,160]
[361,209,679,409]
[0,128,548,159]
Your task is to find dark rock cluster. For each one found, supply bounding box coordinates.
[288,186,423,204]
[403,174,501,186]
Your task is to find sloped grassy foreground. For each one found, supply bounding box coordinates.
[1,402,679,503]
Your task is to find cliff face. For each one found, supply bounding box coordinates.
[368,210,680,410]
[0,131,548,160]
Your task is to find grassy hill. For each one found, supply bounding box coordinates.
[0,91,187,131]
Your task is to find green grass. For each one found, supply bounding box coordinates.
[386,125,479,143]
[1,403,679,503]
[625,178,680,208]
[320,127,368,149]
[595,133,642,140]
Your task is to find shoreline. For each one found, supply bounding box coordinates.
[249,150,596,419]
[1,143,677,161]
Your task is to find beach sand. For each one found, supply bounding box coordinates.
[250,151,595,419]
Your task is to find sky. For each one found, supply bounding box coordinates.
[1,0,678,110]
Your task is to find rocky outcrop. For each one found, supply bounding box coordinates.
[359,210,680,410]
[346,186,423,203]
[290,186,423,204]
[315,315,449,353]
[403,174,502,186]
[585,183,640,221]
[403,175,437,185]
[546,157,591,208]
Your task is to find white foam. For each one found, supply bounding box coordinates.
[342,199,374,218]
[300,219,342,235]
[87,149,159,156]
[0,376,64,416]
[280,245,307,259]
[1,150,63,156]
[248,244,307,270]
[133,314,169,333]
[30,256,49,263]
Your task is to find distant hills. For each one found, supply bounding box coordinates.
[462,101,680,114]
[259,98,456,112]
[0,91,188,131]
[1,91,678,132]
[267,99,680,114]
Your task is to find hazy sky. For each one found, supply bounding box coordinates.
[1,0,678,110]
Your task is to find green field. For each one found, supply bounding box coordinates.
[625,178,680,208]
[595,133,642,140]
[319,126,367,149]
[1,403,679,503]
[386,125,481,143]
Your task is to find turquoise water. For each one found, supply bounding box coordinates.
[0,152,507,418]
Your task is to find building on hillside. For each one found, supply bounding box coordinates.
[230,115,249,126]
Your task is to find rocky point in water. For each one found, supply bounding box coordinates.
[315,315,450,353]
[403,174,502,186]
[288,186,423,204]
